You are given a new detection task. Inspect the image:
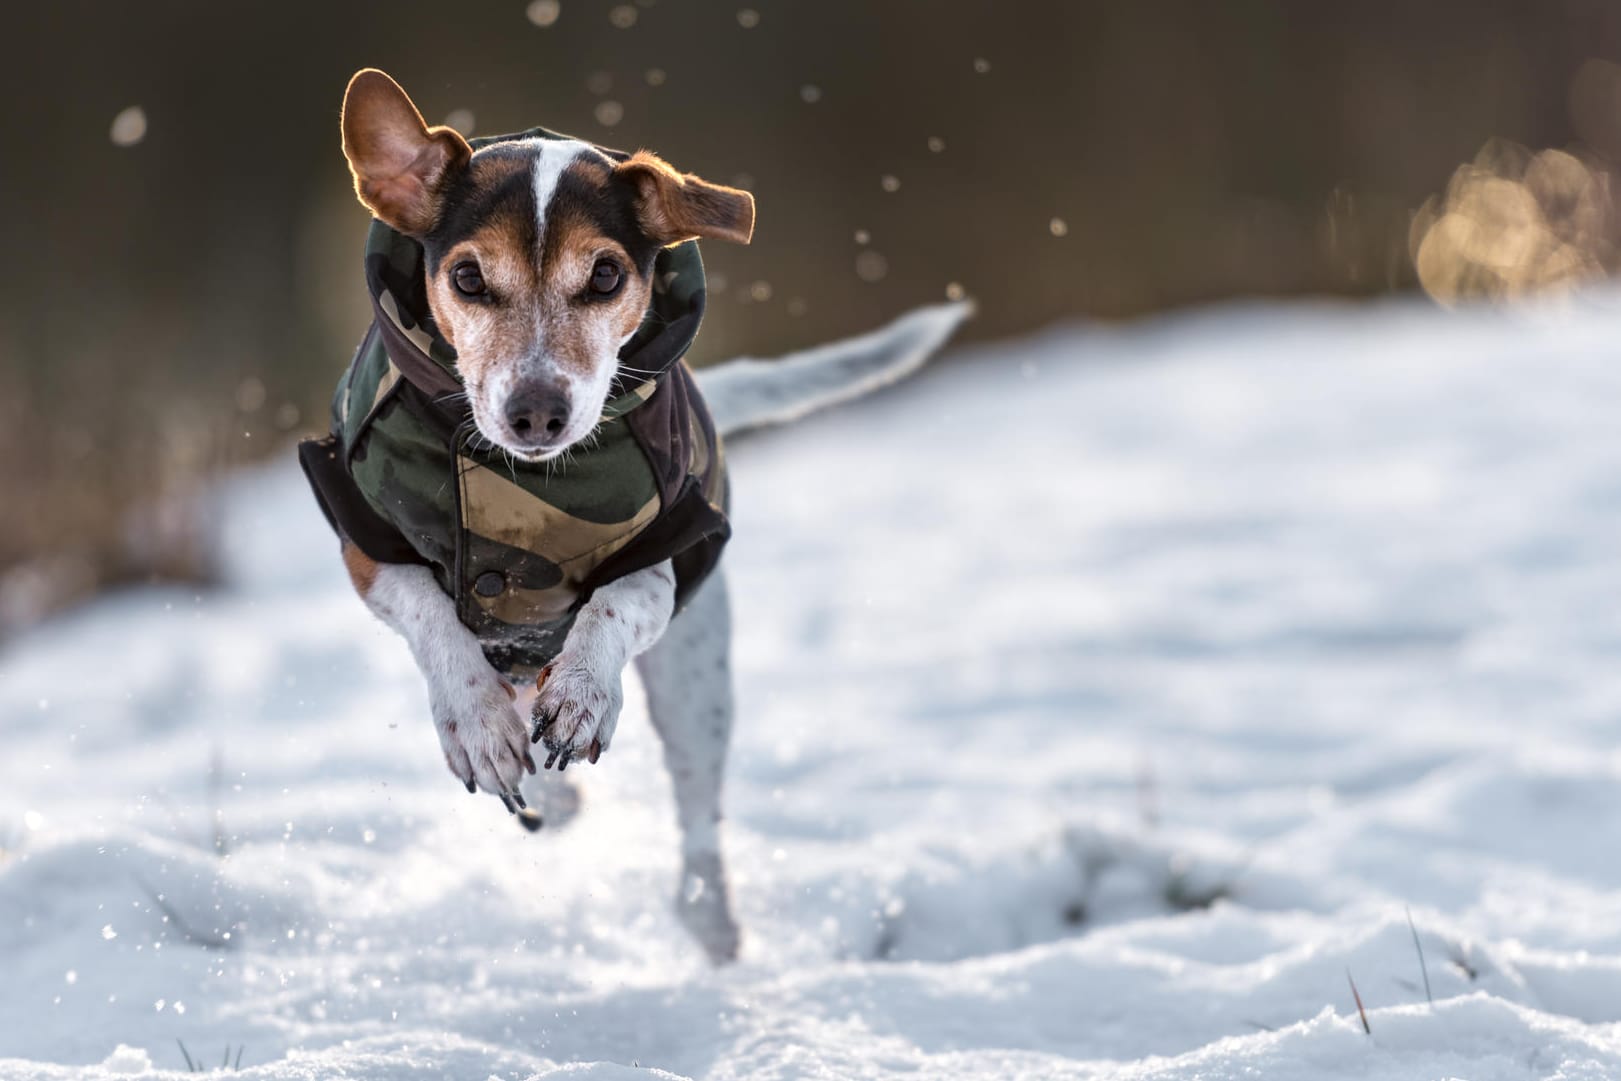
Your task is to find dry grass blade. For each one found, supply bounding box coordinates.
[1407,906,1433,1005]
[1346,969,1372,1034]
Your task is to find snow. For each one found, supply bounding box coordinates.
[5,293,1621,1078]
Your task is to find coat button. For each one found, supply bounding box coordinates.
[473,571,506,597]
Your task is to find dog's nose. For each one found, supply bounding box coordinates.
[505,390,570,440]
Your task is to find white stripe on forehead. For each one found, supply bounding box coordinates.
[529,138,609,246]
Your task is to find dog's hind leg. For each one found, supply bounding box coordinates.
[635,564,740,963]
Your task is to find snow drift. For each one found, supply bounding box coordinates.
[4,293,1621,1079]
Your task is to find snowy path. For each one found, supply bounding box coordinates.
[5,296,1621,1078]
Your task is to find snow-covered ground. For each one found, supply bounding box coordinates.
[5,294,1621,1079]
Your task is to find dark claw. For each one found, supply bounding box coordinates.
[588,739,601,765]
[511,791,527,810]
[543,749,560,770]
[523,750,537,774]
[558,750,573,772]
[465,778,477,794]
[531,712,553,744]
[499,794,517,814]
[515,807,544,832]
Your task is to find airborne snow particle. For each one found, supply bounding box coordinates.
[737,8,760,28]
[526,0,561,27]
[945,282,966,301]
[645,68,667,87]
[109,106,147,148]
[1050,217,1069,237]
[854,229,871,245]
[236,377,266,413]
[800,85,822,104]
[855,251,889,283]
[594,100,624,127]
[928,136,946,153]
[973,57,991,74]
[101,925,117,940]
[880,175,901,193]
[609,4,638,27]
[587,71,614,95]
[747,281,773,302]
[442,109,476,135]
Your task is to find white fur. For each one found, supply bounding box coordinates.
[359,563,529,795]
[529,138,599,249]
[531,560,676,762]
[635,568,740,961]
[699,300,972,436]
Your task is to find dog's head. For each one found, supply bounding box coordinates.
[339,69,754,460]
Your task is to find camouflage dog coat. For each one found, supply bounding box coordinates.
[299,128,730,678]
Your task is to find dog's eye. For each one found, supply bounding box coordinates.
[588,259,624,298]
[451,261,486,298]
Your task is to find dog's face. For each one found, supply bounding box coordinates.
[339,69,754,460]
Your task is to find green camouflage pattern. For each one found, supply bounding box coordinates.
[302,126,729,677]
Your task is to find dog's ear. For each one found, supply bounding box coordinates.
[340,68,471,236]
[616,151,756,246]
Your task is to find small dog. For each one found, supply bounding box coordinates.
[300,69,966,961]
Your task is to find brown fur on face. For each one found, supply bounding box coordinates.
[420,153,660,456]
[338,69,756,459]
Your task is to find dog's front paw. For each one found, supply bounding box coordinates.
[432,668,536,797]
[530,655,623,769]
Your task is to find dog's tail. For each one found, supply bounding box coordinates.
[697,300,972,439]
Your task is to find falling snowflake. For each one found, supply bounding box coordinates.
[109,106,146,148]
[855,251,889,283]
[526,0,561,27]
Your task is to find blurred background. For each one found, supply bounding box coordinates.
[5,0,1621,632]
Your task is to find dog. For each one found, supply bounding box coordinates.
[300,69,968,962]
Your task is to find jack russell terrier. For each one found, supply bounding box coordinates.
[299,69,968,961]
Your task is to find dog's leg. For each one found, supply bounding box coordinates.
[531,560,677,768]
[634,566,740,963]
[343,542,534,799]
